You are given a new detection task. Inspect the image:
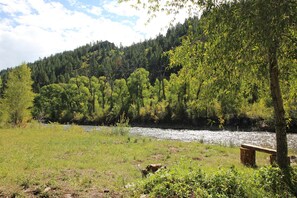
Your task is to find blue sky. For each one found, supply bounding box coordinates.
[0,0,189,70]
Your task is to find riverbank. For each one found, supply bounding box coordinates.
[130,116,297,133]
[2,124,295,197]
[45,116,297,133]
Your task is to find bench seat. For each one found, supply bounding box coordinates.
[241,144,276,154]
[240,144,276,167]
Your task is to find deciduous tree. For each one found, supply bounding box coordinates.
[3,64,34,126]
[119,0,297,172]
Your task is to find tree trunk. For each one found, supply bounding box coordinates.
[92,91,96,113]
[161,77,166,100]
[268,44,289,170]
[110,83,114,110]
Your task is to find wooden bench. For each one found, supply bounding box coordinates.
[240,144,276,167]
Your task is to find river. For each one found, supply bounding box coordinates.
[80,125,297,151]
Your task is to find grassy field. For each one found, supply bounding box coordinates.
[0,124,295,197]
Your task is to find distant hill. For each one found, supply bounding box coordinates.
[0,17,199,93]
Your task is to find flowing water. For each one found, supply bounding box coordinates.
[81,126,297,151]
[130,127,297,151]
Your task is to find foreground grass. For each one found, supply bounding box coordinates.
[0,124,295,197]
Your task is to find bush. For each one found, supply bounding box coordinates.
[138,168,205,197]
[111,114,130,136]
[130,165,297,198]
[254,166,297,197]
[205,167,248,197]
[131,166,248,197]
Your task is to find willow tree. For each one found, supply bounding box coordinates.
[3,64,35,126]
[127,68,151,119]
[119,0,297,170]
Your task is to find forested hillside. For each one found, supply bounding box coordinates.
[0,18,189,93]
[0,14,296,131]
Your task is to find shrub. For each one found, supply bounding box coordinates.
[111,114,130,136]
[254,166,297,197]
[130,165,297,198]
[140,168,205,197]
[205,167,248,198]
[131,166,248,197]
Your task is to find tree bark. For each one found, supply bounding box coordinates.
[268,44,289,170]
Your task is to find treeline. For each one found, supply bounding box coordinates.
[33,68,222,126]
[33,65,297,131]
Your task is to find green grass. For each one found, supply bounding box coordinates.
[0,124,295,197]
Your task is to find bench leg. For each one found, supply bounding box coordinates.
[270,154,277,166]
[240,147,256,167]
[270,154,291,166]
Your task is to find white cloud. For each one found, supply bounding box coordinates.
[87,6,102,16]
[66,0,78,6]
[106,0,191,39]
[0,0,32,15]
[0,0,144,70]
[103,1,141,17]
[135,11,188,39]
[0,0,192,70]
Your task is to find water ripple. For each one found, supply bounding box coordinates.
[130,127,297,151]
